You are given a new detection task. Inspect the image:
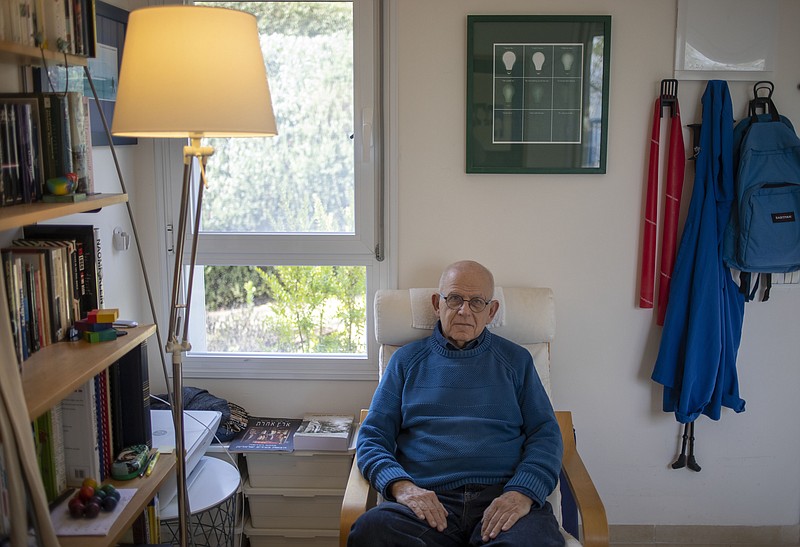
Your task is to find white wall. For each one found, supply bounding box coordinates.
[104,0,800,529]
[385,0,800,528]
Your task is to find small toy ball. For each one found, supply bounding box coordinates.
[46,175,76,195]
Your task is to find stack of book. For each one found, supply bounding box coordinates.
[1,224,102,366]
[293,414,355,451]
[0,92,93,207]
[228,414,356,453]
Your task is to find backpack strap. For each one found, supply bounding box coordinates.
[762,274,772,302]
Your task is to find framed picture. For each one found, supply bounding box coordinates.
[35,1,136,146]
[466,15,611,174]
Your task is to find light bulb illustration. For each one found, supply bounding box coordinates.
[502,83,515,104]
[532,51,546,72]
[531,84,544,104]
[561,51,575,72]
[501,50,516,73]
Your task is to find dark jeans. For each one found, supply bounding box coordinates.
[347,483,565,546]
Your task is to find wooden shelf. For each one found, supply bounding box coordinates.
[22,324,157,421]
[0,193,128,232]
[57,454,177,547]
[0,40,89,67]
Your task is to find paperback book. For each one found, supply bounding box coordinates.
[228,417,303,452]
[293,414,354,451]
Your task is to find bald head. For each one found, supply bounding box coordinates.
[438,260,495,298]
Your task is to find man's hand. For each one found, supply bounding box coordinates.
[480,490,533,542]
[390,480,448,532]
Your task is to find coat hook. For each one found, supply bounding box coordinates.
[660,79,679,118]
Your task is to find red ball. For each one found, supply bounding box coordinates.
[68,497,85,519]
[84,501,101,519]
[79,485,95,502]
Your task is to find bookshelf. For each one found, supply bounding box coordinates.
[23,324,156,421]
[0,8,169,544]
[0,193,127,232]
[0,39,90,67]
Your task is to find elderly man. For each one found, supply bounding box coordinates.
[349,260,564,546]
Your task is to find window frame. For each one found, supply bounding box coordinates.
[154,0,388,381]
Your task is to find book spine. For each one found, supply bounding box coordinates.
[14,103,35,204]
[14,257,28,362]
[42,0,68,52]
[0,104,21,207]
[61,380,101,487]
[66,92,89,193]
[81,95,93,193]
[93,226,103,308]
[34,411,56,502]
[1,251,22,366]
[111,341,152,452]
[50,402,67,497]
[23,261,39,353]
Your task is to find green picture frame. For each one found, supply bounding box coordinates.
[466,15,611,174]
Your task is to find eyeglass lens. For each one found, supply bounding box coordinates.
[444,294,488,312]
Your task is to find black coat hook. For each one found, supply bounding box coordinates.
[660,79,679,118]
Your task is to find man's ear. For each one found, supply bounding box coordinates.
[432,293,441,312]
[487,299,500,321]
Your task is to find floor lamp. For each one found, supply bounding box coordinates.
[111,6,277,546]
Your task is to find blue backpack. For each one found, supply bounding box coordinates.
[723,99,800,301]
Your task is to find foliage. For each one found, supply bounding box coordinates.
[192,3,366,355]
[203,265,366,354]
[197,1,355,233]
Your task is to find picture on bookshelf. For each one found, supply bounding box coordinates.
[34,2,136,147]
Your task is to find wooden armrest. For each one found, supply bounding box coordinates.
[556,411,609,547]
[340,409,377,547]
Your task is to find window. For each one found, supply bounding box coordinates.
[165,0,385,380]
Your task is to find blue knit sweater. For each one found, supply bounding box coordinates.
[357,324,562,507]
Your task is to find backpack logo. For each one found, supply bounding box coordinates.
[772,212,796,223]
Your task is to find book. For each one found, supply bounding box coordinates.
[24,224,101,318]
[227,417,303,452]
[293,413,354,451]
[109,340,152,457]
[61,379,101,487]
[13,239,73,340]
[0,103,21,206]
[7,247,52,347]
[1,250,24,364]
[0,97,45,203]
[33,408,64,503]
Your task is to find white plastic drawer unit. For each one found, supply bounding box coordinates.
[244,480,344,529]
[244,451,352,489]
[244,519,337,547]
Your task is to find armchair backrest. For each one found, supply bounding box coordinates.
[374,287,556,396]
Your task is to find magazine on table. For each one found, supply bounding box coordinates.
[227,417,303,452]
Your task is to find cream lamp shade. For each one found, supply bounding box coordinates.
[112,5,277,138]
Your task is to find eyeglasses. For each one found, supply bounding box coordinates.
[439,293,492,313]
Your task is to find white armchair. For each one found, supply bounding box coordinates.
[339,287,608,546]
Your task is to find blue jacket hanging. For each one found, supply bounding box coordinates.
[651,80,746,423]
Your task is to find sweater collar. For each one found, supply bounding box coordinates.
[434,321,487,351]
